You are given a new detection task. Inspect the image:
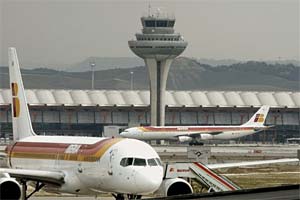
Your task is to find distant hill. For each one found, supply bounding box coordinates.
[197,58,300,67]
[0,57,299,91]
[66,57,144,72]
[65,57,300,72]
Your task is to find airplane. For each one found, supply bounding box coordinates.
[0,48,167,200]
[120,106,271,144]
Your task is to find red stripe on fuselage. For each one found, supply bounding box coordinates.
[141,126,253,132]
[6,138,119,155]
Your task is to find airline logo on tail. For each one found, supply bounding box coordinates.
[254,114,264,123]
[242,105,270,127]
[11,82,20,118]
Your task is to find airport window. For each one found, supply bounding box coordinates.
[133,158,146,166]
[145,20,155,27]
[43,111,60,123]
[168,21,175,27]
[120,157,134,167]
[282,112,299,125]
[147,158,157,166]
[156,20,167,27]
[0,110,8,123]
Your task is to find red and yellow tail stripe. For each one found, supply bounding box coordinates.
[11,82,20,117]
[254,114,264,122]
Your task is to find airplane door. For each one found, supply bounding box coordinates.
[54,152,60,169]
[108,148,118,176]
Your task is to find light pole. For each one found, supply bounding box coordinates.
[90,61,96,90]
[130,71,134,90]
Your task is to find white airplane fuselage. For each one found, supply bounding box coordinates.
[121,126,264,141]
[121,106,270,142]
[6,135,163,195]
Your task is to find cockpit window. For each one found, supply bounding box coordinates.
[155,158,163,166]
[120,157,133,167]
[121,157,161,167]
[133,158,146,166]
[147,158,157,166]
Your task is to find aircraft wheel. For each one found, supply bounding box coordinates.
[114,194,125,200]
[189,141,204,146]
[127,194,142,199]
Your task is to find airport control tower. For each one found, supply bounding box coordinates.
[128,10,188,126]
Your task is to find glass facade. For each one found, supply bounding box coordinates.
[156,20,167,27]
[145,20,155,27]
[144,20,174,28]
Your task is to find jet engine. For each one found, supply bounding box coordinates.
[0,176,22,199]
[178,136,192,142]
[199,134,213,140]
[156,178,193,197]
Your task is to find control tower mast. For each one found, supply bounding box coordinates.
[128,9,188,126]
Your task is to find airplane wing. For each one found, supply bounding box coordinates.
[0,168,65,185]
[177,132,223,138]
[207,158,299,170]
[191,132,222,136]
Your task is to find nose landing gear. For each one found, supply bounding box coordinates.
[113,193,142,200]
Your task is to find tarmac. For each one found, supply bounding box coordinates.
[30,185,300,200]
[149,184,300,200]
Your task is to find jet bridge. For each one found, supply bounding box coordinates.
[164,161,241,192]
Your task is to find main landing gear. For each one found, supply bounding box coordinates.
[20,180,45,200]
[189,140,204,146]
[113,193,142,200]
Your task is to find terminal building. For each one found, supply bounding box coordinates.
[0,89,299,143]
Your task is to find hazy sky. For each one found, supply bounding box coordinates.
[0,0,299,69]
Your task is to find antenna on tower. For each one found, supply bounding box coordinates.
[156,8,161,17]
[148,3,151,16]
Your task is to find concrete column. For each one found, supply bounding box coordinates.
[145,58,173,126]
[159,59,173,126]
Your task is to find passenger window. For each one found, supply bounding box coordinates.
[147,158,157,166]
[120,157,133,167]
[133,158,146,166]
[155,158,163,166]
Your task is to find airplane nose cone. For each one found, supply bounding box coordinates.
[120,131,130,138]
[135,167,163,193]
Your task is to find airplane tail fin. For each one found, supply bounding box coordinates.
[8,47,36,141]
[242,105,270,127]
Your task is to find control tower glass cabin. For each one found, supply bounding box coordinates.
[129,12,188,126]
